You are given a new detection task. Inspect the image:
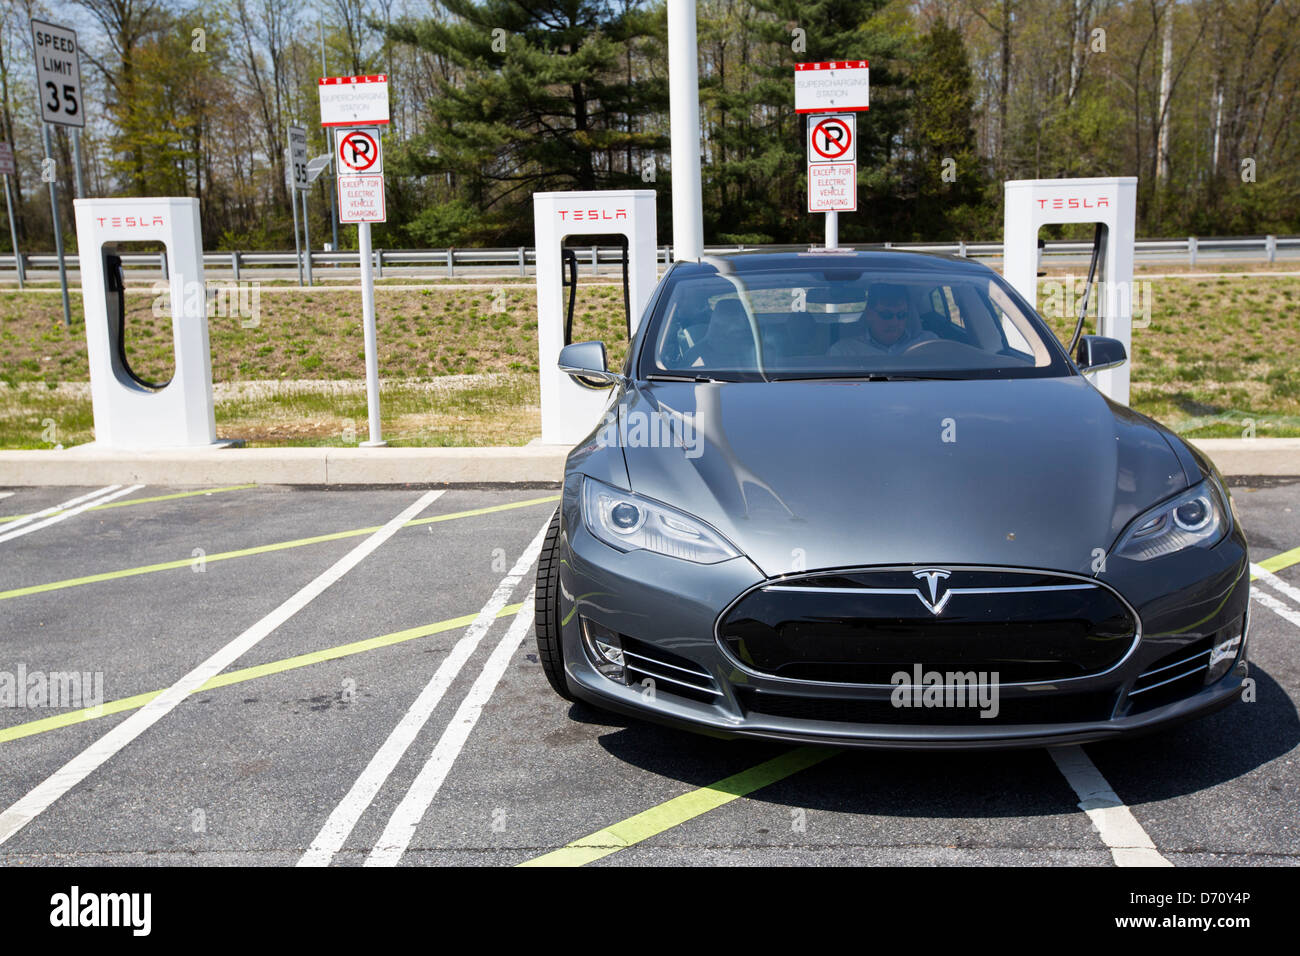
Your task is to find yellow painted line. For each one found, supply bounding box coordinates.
[1254,545,1300,577]
[0,484,257,523]
[518,746,835,867]
[0,604,523,745]
[0,495,559,602]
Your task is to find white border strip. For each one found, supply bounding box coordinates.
[299,519,549,867]
[1049,745,1173,867]
[0,489,443,848]
[365,592,538,867]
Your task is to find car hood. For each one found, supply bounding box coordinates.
[615,377,1187,577]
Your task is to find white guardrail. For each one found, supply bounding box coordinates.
[1,235,1296,278]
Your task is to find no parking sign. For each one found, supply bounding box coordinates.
[808,114,855,163]
[336,127,383,175]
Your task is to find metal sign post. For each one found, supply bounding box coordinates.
[41,124,70,326]
[0,143,23,288]
[321,77,389,447]
[31,18,84,326]
[300,188,313,286]
[288,126,309,286]
[796,64,868,249]
[286,146,303,286]
[667,0,704,261]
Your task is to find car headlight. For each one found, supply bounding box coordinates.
[1112,479,1229,561]
[581,477,741,564]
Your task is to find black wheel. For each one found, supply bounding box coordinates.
[535,507,575,700]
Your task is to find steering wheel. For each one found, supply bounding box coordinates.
[901,336,948,355]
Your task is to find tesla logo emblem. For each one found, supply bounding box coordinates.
[912,568,952,615]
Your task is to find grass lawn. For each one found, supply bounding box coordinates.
[1,274,1296,447]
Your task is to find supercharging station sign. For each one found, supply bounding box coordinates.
[796,61,868,225]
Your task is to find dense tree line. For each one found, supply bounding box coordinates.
[0,0,1296,252]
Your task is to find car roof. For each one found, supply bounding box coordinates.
[670,248,994,278]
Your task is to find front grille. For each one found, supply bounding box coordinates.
[736,687,1117,726]
[1125,636,1213,714]
[718,567,1138,685]
[621,636,722,705]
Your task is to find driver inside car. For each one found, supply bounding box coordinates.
[828,284,937,356]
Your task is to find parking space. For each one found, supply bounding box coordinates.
[0,480,1297,866]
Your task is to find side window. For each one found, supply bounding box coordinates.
[930,288,946,316]
[943,288,965,328]
[998,308,1032,354]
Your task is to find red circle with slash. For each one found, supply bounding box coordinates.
[811,117,853,160]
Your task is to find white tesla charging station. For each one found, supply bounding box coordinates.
[73,197,222,448]
[1004,177,1137,404]
[534,189,658,445]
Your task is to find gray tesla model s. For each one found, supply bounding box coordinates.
[534,250,1250,749]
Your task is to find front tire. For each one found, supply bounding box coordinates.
[535,508,575,700]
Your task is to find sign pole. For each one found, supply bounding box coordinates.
[327,130,339,256]
[41,124,70,327]
[3,174,23,289]
[300,188,313,286]
[797,64,867,247]
[357,218,384,446]
[319,27,339,257]
[667,0,704,261]
[287,145,303,287]
[31,18,85,326]
[71,128,87,197]
[320,76,389,447]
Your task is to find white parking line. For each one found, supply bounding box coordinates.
[0,485,137,543]
[365,592,537,867]
[1049,745,1173,867]
[1251,563,1300,610]
[1250,587,1300,629]
[0,489,444,849]
[299,518,549,867]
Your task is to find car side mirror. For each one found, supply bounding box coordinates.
[558,340,625,388]
[1075,335,1127,374]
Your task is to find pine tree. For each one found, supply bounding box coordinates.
[387,0,667,244]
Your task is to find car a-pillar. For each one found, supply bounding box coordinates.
[1003,177,1138,404]
[72,196,228,449]
[532,190,658,445]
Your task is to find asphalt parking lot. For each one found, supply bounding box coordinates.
[0,480,1297,867]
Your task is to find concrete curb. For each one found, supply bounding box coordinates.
[0,439,1296,487]
[1187,438,1300,479]
[0,445,569,486]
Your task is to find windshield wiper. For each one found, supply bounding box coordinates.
[645,373,727,383]
[770,373,962,382]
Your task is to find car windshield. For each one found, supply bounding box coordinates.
[639,264,1073,381]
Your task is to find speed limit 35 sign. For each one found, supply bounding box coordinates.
[31,20,84,128]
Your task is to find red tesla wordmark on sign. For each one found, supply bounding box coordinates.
[339,131,379,171]
[811,117,852,160]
